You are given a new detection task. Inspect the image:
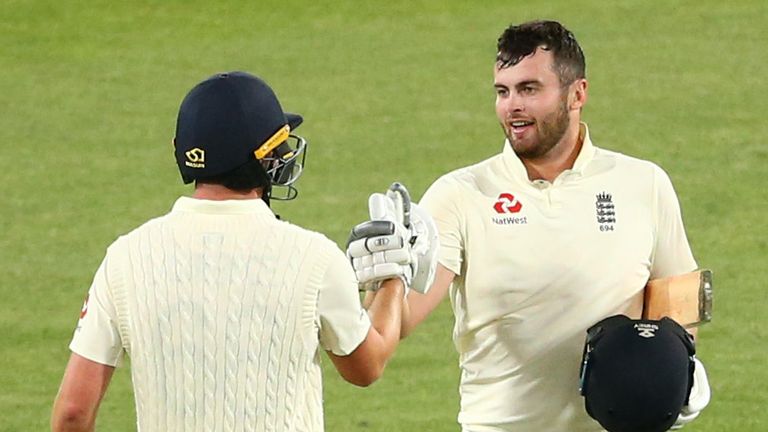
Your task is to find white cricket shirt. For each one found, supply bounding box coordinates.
[69,197,371,432]
[420,124,697,432]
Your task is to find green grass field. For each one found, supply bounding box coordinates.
[1,0,766,430]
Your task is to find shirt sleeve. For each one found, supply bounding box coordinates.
[69,255,124,367]
[419,174,464,275]
[649,166,698,279]
[317,245,371,356]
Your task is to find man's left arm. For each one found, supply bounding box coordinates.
[649,166,711,428]
[649,166,697,279]
[51,353,115,432]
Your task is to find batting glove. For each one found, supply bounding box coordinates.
[671,357,711,429]
[347,221,413,291]
[347,182,439,294]
[347,187,414,292]
[406,201,439,294]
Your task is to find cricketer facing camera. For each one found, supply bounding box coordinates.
[51,71,420,431]
[348,21,711,431]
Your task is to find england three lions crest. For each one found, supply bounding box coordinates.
[596,192,616,232]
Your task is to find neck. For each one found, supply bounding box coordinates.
[192,183,263,200]
[521,121,583,182]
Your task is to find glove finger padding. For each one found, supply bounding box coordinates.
[346,186,415,292]
[672,358,711,429]
[348,220,395,248]
[352,247,411,268]
[347,234,404,257]
[407,203,439,294]
[354,263,413,286]
[670,411,699,430]
[369,192,402,223]
[685,358,711,413]
[352,252,413,291]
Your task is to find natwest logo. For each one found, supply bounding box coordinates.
[493,193,523,214]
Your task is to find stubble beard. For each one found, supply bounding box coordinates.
[505,95,571,161]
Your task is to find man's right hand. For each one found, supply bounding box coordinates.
[671,357,711,429]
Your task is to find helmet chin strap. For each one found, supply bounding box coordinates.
[261,183,284,220]
[261,184,271,207]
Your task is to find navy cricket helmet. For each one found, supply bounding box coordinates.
[579,315,695,432]
[174,71,307,200]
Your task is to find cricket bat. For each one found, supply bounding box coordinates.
[642,269,713,328]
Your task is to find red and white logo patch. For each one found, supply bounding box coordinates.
[493,193,523,214]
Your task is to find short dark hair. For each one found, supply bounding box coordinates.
[195,158,271,193]
[496,20,586,86]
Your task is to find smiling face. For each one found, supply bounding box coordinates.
[494,48,586,162]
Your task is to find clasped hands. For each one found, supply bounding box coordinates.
[346,182,438,296]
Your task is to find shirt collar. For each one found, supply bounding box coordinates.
[501,122,596,183]
[572,122,595,172]
[171,196,276,217]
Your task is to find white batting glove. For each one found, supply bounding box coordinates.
[347,186,414,292]
[347,183,440,294]
[347,219,413,291]
[407,201,439,294]
[671,358,711,429]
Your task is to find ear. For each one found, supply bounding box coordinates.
[569,79,588,111]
